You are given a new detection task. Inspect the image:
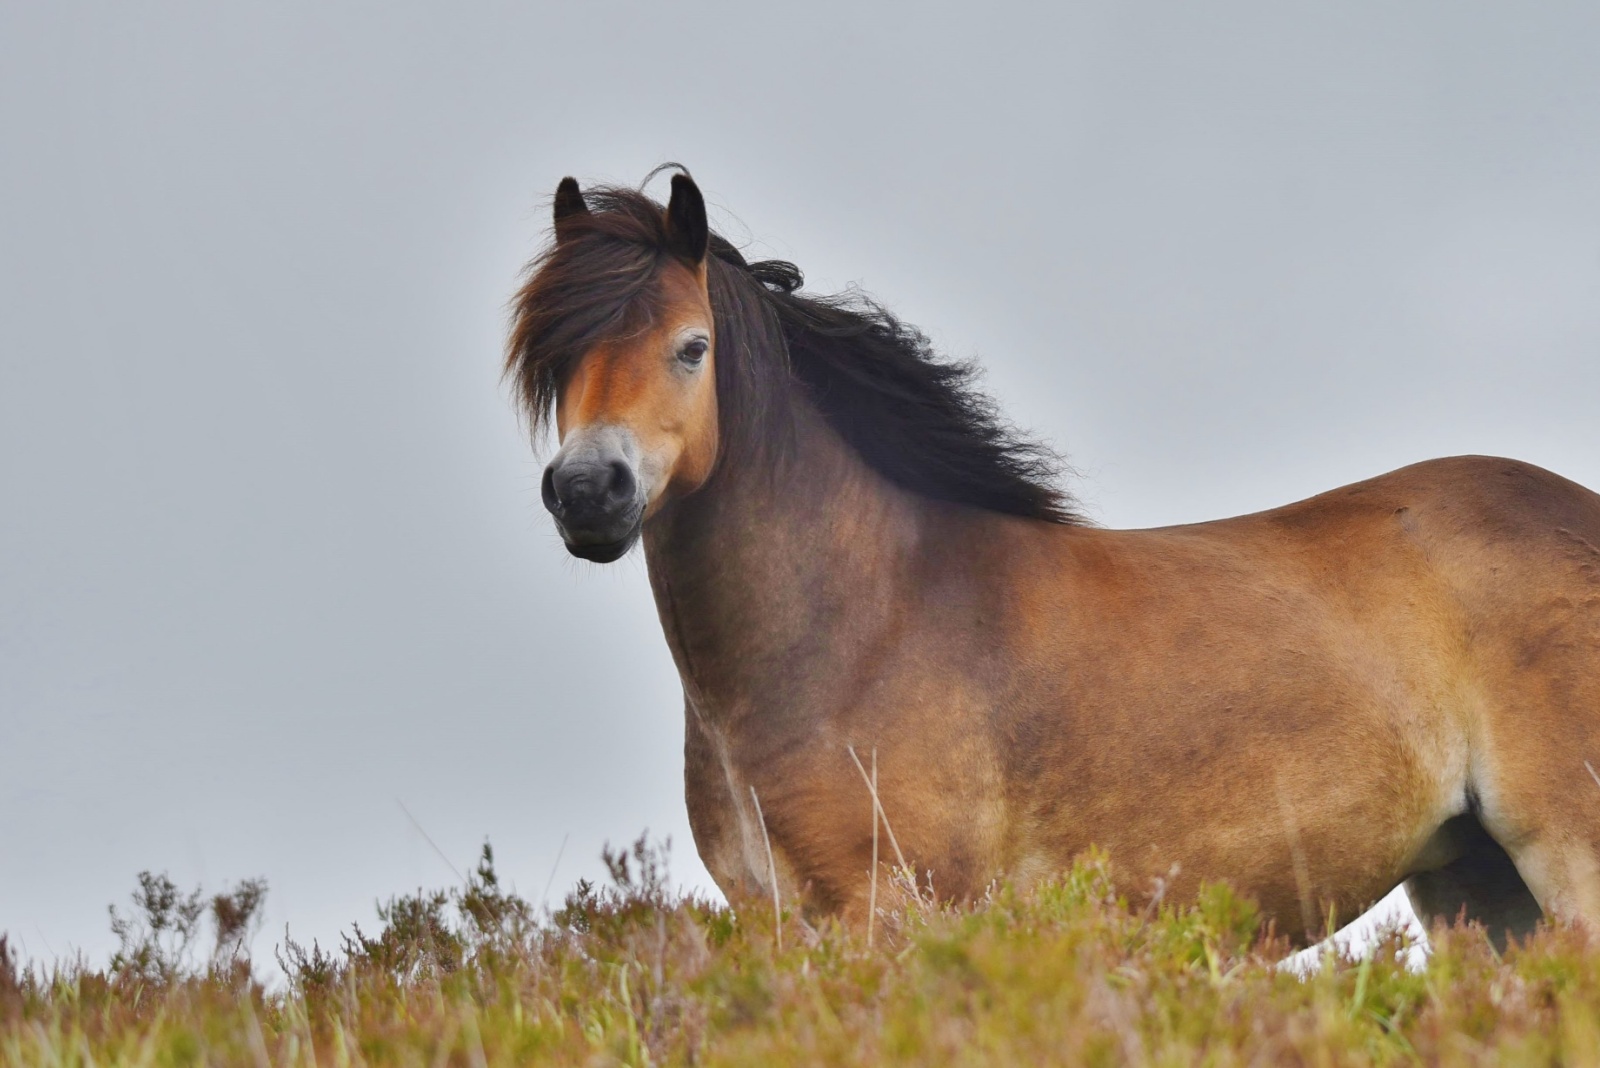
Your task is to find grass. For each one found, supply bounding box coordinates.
[6,837,1600,1066]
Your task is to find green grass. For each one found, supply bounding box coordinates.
[6,838,1600,1066]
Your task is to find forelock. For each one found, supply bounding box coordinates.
[504,188,680,431]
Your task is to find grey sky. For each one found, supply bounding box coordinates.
[3,2,1597,966]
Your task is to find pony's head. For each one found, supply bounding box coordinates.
[508,170,1082,563]
[508,172,721,561]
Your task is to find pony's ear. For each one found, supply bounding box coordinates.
[553,177,589,236]
[664,173,709,264]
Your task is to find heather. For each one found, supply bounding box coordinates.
[5,839,1599,1066]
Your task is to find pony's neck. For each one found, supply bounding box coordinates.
[642,401,926,723]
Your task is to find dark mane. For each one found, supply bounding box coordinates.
[506,183,1084,524]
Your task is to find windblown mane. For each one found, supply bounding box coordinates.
[506,183,1084,524]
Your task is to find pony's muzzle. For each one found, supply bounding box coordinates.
[542,428,645,562]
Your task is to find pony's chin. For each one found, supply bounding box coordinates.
[562,532,638,563]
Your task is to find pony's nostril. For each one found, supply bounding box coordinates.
[608,460,636,502]
[541,465,562,513]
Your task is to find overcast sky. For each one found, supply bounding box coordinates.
[3,1,1597,968]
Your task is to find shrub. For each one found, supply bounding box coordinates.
[9,838,1600,1066]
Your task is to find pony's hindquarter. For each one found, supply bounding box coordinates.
[1408,458,1600,940]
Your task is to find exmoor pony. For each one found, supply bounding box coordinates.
[508,169,1600,948]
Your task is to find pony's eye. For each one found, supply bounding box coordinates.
[678,337,709,367]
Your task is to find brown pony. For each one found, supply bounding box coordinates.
[508,169,1600,948]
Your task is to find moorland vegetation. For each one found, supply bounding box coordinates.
[6,837,1600,1066]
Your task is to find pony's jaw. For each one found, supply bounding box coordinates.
[563,530,639,563]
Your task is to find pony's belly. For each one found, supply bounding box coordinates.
[1000,693,1470,938]
[1009,805,1449,944]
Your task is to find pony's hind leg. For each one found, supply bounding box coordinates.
[1446,461,1600,940]
[1465,629,1600,938]
[1404,815,1543,952]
